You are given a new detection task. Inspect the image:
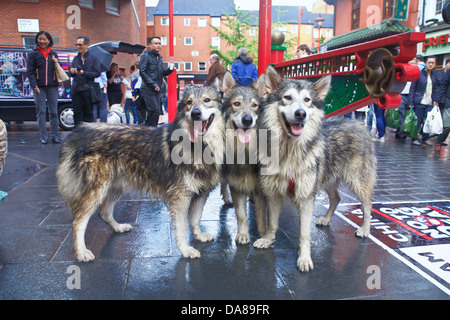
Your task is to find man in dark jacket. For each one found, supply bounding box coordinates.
[231,47,258,87]
[433,59,450,150]
[408,56,438,145]
[69,36,101,126]
[139,36,174,127]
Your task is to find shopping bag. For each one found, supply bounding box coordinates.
[54,62,69,83]
[402,108,418,139]
[423,105,443,135]
[386,108,399,128]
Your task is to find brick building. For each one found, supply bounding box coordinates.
[149,0,334,89]
[0,0,147,69]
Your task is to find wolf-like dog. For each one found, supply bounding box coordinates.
[221,71,267,244]
[57,84,225,262]
[256,66,377,272]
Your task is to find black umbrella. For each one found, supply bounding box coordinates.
[87,45,113,72]
[88,41,146,72]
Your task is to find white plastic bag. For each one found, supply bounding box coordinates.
[423,105,443,135]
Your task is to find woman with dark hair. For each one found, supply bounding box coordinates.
[26,31,61,144]
[106,62,124,106]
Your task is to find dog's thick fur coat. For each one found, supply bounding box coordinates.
[221,72,267,243]
[57,85,225,262]
[257,66,377,271]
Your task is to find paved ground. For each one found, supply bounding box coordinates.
[0,122,449,301]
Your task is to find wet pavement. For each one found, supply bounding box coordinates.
[0,122,450,301]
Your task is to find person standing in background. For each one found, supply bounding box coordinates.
[69,36,101,126]
[26,31,61,144]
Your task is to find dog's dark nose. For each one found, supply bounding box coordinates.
[191,108,202,120]
[242,115,253,127]
[295,109,306,121]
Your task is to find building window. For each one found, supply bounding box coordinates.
[351,0,360,30]
[184,18,190,26]
[198,62,206,71]
[249,28,256,36]
[78,0,94,9]
[184,37,193,46]
[212,37,220,50]
[22,36,35,47]
[184,62,192,71]
[436,0,449,14]
[105,0,119,15]
[325,29,332,38]
[161,37,167,45]
[211,17,220,27]
[305,25,311,34]
[161,17,169,26]
[383,0,394,19]
[198,18,207,27]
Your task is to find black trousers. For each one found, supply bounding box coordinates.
[72,89,94,126]
[140,86,162,127]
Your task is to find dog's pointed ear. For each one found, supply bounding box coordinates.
[265,65,282,94]
[254,74,266,97]
[211,76,221,92]
[313,75,332,100]
[222,71,236,95]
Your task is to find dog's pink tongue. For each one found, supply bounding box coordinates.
[189,122,200,143]
[290,124,303,136]
[238,130,251,144]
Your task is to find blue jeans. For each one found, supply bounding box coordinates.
[123,98,132,124]
[93,91,107,122]
[33,86,59,140]
[373,103,386,138]
[413,104,432,142]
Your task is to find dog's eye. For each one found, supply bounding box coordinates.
[252,103,258,109]
[233,102,241,107]
[187,100,193,105]
[204,98,211,103]
[304,97,311,102]
[283,95,292,101]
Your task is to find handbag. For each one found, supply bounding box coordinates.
[386,108,399,129]
[402,108,419,139]
[54,61,69,83]
[89,82,101,105]
[423,105,443,135]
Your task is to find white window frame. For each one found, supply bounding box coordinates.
[198,17,207,27]
[184,18,190,26]
[161,17,169,26]
[211,17,220,27]
[184,62,192,71]
[198,62,206,71]
[211,37,220,50]
[184,37,193,46]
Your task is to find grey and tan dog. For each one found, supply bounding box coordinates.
[57,84,225,262]
[221,71,267,244]
[257,66,377,272]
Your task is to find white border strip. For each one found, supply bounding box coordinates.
[334,209,450,296]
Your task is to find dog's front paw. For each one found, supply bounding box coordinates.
[355,226,370,238]
[114,223,133,233]
[236,233,250,244]
[316,217,331,226]
[180,246,201,259]
[196,232,214,243]
[76,248,95,262]
[253,238,273,249]
[297,256,313,272]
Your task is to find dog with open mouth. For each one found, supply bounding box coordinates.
[57,83,225,262]
[256,66,377,272]
[221,71,268,244]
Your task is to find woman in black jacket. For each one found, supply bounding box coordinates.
[26,31,60,144]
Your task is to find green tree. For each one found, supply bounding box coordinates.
[209,6,258,69]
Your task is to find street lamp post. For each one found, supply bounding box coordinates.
[315,16,324,53]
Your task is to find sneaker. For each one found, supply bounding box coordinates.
[52,137,61,144]
[412,140,421,146]
[41,137,48,144]
[424,140,433,146]
[372,135,385,142]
